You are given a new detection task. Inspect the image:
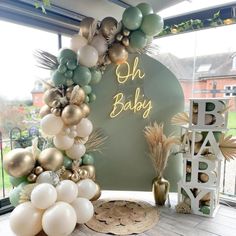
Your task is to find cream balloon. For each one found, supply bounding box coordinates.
[76,118,93,138]
[56,180,78,203]
[42,202,77,236]
[10,202,43,236]
[90,35,108,56]
[53,134,74,150]
[65,143,86,160]
[41,114,64,135]
[77,179,97,200]
[70,34,88,52]
[31,183,57,209]
[78,45,98,68]
[71,197,94,223]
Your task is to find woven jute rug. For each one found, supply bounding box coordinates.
[85,200,160,235]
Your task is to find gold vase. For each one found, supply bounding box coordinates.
[152,176,170,206]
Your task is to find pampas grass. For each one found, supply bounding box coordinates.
[144,122,179,176]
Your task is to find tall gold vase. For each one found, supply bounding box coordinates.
[152,176,170,206]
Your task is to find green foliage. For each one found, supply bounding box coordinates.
[34,0,51,14]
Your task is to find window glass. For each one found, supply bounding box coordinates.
[0,20,59,198]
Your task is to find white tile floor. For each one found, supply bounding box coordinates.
[0,191,236,236]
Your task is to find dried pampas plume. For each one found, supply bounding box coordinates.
[144,122,180,176]
[219,134,236,161]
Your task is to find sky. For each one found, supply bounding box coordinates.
[0,0,236,100]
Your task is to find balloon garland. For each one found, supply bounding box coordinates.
[3,3,163,236]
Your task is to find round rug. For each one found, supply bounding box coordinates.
[85,200,159,235]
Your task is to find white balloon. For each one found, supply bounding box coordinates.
[31,183,57,209]
[77,179,97,200]
[41,114,64,135]
[70,34,88,52]
[78,45,98,68]
[56,180,78,203]
[36,171,60,186]
[90,35,108,56]
[76,118,93,138]
[65,143,86,160]
[42,202,77,236]
[10,202,43,236]
[53,134,74,150]
[71,198,94,223]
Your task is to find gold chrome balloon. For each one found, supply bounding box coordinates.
[116,33,123,42]
[51,108,61,117]
[122,37,129,47]
[108,43,128,64]
[34,166,44,176]
[39,105,51,118]
[123,28,130,37]
[100,17,118,38]
[79,169,88,179]
[51,100,61,108]
[43,88,62,107]
[80,103,90,117]
[91,182,101,201]
[61,104,83,126]
[66,87,73,99]
[80,165,95,180]
[3,149,35,177]
[38,148,63,171]
[72,88,86,106]
[27,173,37,182]
[61,170,73,180]
[79,17,96,39]
[71,172,80,182]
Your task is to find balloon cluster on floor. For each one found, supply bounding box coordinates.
[3,2,163,236]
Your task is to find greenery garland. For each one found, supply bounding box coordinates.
[34,0,51,14]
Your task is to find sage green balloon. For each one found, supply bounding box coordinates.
[9,182,28,207]
[122,7,143,30]
[73,66,91,86]
[82,85,92,94]
[52,70,67,87]
[130,30,147,49]
[199,162,208,170]
[200,206,210,215]
[58,64,67,74]
[64,70,73,78]
[90,69,102,84]
[141,14,164,36]
[66,59,77,70]
[63,156,72,169]
[9,176,28,187]
[137,3,153,16]
[82,154,94,165]
[89,93,96,103]
[57,48,77,62]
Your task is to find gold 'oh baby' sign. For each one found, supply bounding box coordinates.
[110,57,153,119]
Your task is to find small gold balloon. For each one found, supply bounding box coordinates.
[51,108,61,116]
[61,170,73,180]
[3,149,35,178]
[51,100,61,108]
[71,172,80,182]
[66,87,74,99]
[123,28,130,37]
[34,166,44,175]
[116,33,123,41]
[43,88,62,107]
[80,17,96,39]
[122,37,129,47]
[38,148,63,171]
[108,43,128,65]
[79,169,89,179]
[61,104,83,126]
[27,173,37,182]
[100,17,118,38]
[199,173,209,183]
[80,103,90,117]
[80,165,95,180]
[91,182,101,201]
[72,88,86,106]
[39,105,51,118]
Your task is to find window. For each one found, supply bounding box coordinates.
[225,85,236,97]
[197,64,212,72]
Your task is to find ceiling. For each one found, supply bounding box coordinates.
[50,0,188,21]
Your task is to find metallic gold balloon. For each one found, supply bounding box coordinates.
[51,108,61,117]
[116,33,123,41]
[34,166,44,176]
[80,103,90,117]
[71,172,80,182]
[199,173,209,183]
[72,88,86,106]
[108,43,128,64]
[61,170,72,180]
[66,87,74,99]
[123,28,130,36]
[122,37,129,47]
[61,104,83,126]
[51,100,61,108]
[27,173,37,182]
[38,148,63,171]
[39,105,51,118]
[80,165,95,180]
[90,182,101,201]
[100,17,118,38]
[3,149,35,178]
[80,17,96,39]
[79,169,89,179]
[43,88,62,107]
